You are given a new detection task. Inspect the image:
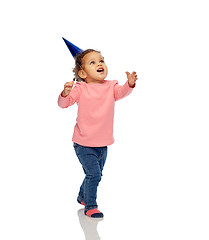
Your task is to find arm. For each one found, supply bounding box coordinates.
[114,71,137,101]
[58,82,81,108]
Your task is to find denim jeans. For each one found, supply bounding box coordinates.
[73,142,108,210]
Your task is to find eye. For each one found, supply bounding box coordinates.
[90,61,95,65]
[100,59,104,63]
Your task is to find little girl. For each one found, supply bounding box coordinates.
[58,49,137,218]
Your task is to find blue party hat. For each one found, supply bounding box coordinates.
[62,37,83,58]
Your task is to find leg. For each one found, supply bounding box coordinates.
[84,147,107,218]
[77,147,107,207]
[74,144,102,209]
[82,154,102,210]
[74,143,107,218]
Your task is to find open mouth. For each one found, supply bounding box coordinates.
[97,67,104,73]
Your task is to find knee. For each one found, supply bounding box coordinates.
[87,172,102,182]
[93,173,102,182]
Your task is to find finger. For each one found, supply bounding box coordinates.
[67,81,74,85]
[64,83,70,87]
[64,82,74,87]
[125,71,130,76]
[64,86,73,91]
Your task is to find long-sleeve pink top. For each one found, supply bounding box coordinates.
[58,80,135,147]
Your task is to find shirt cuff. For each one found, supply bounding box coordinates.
[128,82,136,88]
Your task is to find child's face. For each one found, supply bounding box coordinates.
[78,51,108,83]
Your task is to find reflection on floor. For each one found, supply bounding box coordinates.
[77,209,103,240]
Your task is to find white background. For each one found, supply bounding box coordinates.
[0,0,209,239]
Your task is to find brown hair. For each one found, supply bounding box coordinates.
[73,49,100,82]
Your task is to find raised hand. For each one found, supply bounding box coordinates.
[61,81,75,97]
[125,71,138,87]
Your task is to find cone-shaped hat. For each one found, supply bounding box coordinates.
[62,37,83,58]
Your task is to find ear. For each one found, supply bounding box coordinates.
[78,69,87,79]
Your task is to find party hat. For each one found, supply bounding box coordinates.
[62,37,83,58]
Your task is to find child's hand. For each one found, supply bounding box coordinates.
[61,81,75,97]
[125,71,138,87]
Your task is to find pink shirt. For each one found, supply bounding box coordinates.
[58,80,135,147]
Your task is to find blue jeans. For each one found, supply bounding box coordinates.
[73,142,108,210]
